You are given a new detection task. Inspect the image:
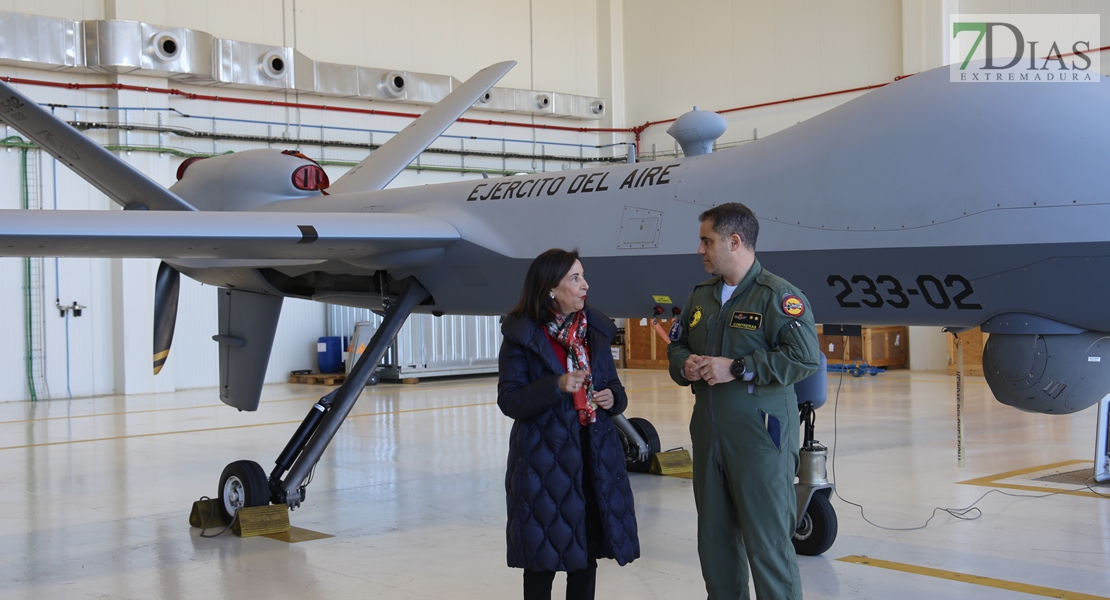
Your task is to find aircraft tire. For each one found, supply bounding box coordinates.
[792,491,837,556]
[218,460,270,523]
[624,417,661,473]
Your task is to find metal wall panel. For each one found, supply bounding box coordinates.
[328,305,502,379]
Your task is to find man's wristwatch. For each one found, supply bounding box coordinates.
[730,357,746,379]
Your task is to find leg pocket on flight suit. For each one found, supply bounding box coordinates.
[757,409,783,452]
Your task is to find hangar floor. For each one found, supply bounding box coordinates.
[1,368,1107,599]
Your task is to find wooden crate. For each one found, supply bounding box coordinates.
[818,325,908,369]
[818,330,863,364]
[863,326,909,368]
[289,372,347,385]
[625,317,673,369]
[947,327,987,376]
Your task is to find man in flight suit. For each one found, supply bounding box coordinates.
[667,202,820,600]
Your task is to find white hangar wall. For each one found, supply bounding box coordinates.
[3,1,1110,400]
[0,0,609,402]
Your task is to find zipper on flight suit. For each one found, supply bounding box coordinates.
[702,279,754,476]
[703,311,727,473]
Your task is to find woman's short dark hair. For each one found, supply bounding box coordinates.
[509,248,580,324]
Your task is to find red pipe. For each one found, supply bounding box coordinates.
[0,76,628,134]
[0,74,901,140]
[9,43,1108,158]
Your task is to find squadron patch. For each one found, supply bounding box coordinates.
[782,294,806,317]
[668,319,683,341]
[730,311,763,330]
[688,306,703,329]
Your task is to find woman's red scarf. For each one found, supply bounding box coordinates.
[548,309,596,426]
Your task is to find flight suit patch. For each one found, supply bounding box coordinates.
[730,311,762,330]
[688,306,703,329]
[782,294,805,317]
[668,319,682,341]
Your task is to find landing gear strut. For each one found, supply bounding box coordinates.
[792,400,837,555]
[792,356,838,556]
[217,277,429,511]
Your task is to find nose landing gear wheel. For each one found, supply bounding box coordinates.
[218,460,270,523]
[792,491,837,556]
[619,417,661,472]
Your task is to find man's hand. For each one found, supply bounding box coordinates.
[698,356,736,386]
[684,355,705,381]
[592,388,615,410]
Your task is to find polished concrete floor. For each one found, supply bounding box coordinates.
[1,368,1107,599]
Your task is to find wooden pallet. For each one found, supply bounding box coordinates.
[289,372,347,385]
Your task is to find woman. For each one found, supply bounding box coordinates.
[498,248,639,600]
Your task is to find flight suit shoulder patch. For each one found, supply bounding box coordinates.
[668,318,683,341]
[688,306,703,329]
[781,293,806,317]
[730,311,762,330]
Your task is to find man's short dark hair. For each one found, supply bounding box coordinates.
[699,202,759,251]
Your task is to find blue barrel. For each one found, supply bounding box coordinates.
[317,336,343,374]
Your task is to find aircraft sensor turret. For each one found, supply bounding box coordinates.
[666,106,727,157]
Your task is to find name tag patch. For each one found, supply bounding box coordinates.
[730,311,763,330]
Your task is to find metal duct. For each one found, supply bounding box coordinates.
[84,20,214,80]
[356,66,405,101]
[0,12,85,71]
[403,72,456,105]
[553,93,606,119]
[83,20,143,74]
[150,26,214,83]
[512,89,554,115]
[0,10,608,120]
[474,87,516,112]
[296,52,359,97]
[213,39,294,90]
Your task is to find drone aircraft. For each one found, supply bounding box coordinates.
[2,60,1109,514]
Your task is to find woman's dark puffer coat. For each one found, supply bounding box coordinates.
[497,307,639,572]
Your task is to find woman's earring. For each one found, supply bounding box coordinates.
[549,292,555,299]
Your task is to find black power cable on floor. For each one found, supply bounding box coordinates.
[824,368,1104,532]
[196,495,239,538]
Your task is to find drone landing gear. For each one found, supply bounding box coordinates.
[206,278,428,531]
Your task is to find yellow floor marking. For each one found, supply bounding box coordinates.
[0,400,498,451]
[958,460,1109,499]
[262,526,334,543]
[0,379,500,425]
[0,394,325,425]
[838,555,1109,600]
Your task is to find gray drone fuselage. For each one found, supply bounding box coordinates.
[3,63,1109,415]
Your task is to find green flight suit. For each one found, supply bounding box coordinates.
[667,259,820,600]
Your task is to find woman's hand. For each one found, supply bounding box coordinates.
[592,388,615,410]
[558,371,589,393]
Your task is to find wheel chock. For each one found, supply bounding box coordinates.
[189,499,226,529]
[649,448,693,476]
[189,500,290,537]
[232,505,291,537]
